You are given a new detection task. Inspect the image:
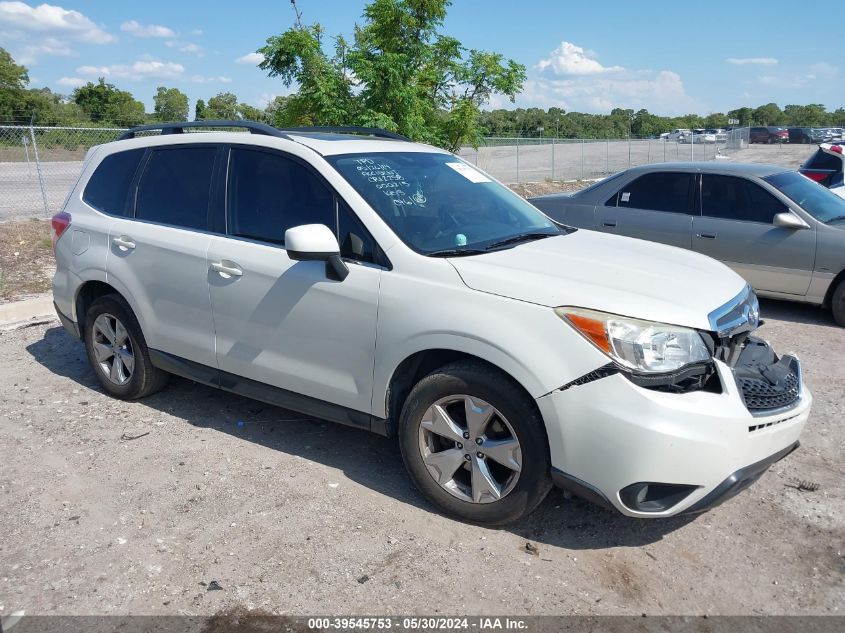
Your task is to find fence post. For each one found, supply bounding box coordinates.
[605,139,609,174]
[628,135,631,167]
[581,139,585,180]
[551,137,555,181]
[29,120,50,216]
[647,141,651,164]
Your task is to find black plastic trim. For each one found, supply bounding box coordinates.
[619,482,700,513]
[683,441,800,514]
[119,120,292,140]
[147,349,388,435]
[550,468,615,511]
[54,302,80,339]
[557,363,619,391]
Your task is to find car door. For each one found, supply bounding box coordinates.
[206,145,383,416]
[106,144,220,368]
[692,173,816,295]
[595,171,695,249]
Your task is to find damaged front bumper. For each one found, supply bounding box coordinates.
[537,337,811,518]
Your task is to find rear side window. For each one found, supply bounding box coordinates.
[135,147,216,230]
[701,175,787,223]
[805,150,841,171]
[227,148,334,244]
[82,149,144,216]
[610,172,693,213]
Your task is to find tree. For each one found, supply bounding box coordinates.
[727,107,752,127]
[153,86,189,122]
[783,104,827,126]
[264,95,289,126]
[752,102,783,126]
[258,0,525,151]
[194,98,207,120]
[0,46,29,120]
[204,92,239,119]
[73,78,145,125]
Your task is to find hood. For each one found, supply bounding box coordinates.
[448,231,747,331]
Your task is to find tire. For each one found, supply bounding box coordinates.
[831,280,845,327]
[398,360,552,526]
[84,294,169,399]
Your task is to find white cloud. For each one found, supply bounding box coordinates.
[166,40,204,56]
[77,58,185,80]
[0,1,113,61]
[726,57,778,66]
[537,42,623,76]
[517,70,701,116]
[120,19,174,38]
[56,75,84,87]
[235,52,264,65]
[191,74,232,84]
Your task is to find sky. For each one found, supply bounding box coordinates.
[1,0,840,117]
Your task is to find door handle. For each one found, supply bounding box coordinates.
[696,232,717,239]
[112,236,135,250]
[602,221,617,227]
[210,260,243,277]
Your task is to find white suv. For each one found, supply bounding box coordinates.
[51,121,812,525]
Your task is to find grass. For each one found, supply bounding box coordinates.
[0,218,55,303]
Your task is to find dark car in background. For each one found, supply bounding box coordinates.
[750,126,789,144]
[800,142,845,193]
[788,127,821,144]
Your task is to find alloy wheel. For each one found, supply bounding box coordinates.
[91,313,135,385]
[417,395,522,504]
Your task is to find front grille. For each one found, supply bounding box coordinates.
[739,370,800,412]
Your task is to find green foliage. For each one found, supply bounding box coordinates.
[203,92,239,119]
[0,47,28,92]
[153,86,189,122]
[194,98,206,120]
[258,0,525,151]
[73,78,146,126]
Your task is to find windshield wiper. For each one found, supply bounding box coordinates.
[825,215,845,223]
[484,232,556,251]
[426,248,486,257]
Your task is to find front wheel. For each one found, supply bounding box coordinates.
[398,361,552,526]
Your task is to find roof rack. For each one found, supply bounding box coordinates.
[118,120,290,140]
[118,120,411,143]
[279,126,410,141]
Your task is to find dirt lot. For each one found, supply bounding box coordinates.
[0,219,53,302]
[0,299,842,617]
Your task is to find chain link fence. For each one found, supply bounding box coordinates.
[1,124,126,221]
[0,123,756,221]
[458,129,752,184]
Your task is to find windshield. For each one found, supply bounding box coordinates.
[765,171,845,223]
[326,152,560,254]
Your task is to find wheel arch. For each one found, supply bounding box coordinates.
[822,267,845,308]
[383,347,543,436]
[74,279,137,337]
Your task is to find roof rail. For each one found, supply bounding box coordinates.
[279,126,410,142]
[118,120,291,140]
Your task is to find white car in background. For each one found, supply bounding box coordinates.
[667,128,691,142]
[800,142,845,199]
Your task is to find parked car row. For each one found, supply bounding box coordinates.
[752,126,844,144]
[665,128,727,143]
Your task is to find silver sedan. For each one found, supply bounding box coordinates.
[530,162,845,325]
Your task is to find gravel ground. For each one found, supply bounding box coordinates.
[0,299,842,617]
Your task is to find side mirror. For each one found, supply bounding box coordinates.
[773,212,809,230]
[285,224,349,281]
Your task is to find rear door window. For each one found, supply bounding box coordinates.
[701,175,787,223]
[609,172,694,213]
[83,149,145,216]
[135,146,217,230]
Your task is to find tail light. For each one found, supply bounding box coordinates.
[51,212,71,250]
[828,144,843,154]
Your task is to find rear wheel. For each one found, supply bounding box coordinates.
[831,280,845,327]
[398,360,552,526]
[84,295,168,399]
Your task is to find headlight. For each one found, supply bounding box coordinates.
[555,307,711,373]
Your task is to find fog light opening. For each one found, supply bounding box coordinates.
[619,482,700,513]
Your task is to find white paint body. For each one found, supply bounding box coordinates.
[53,131,811,517]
